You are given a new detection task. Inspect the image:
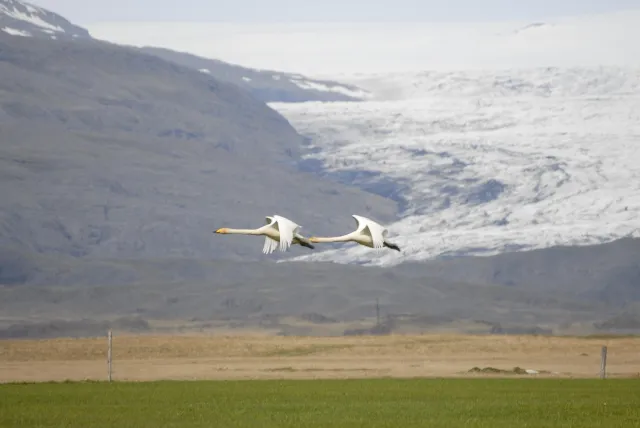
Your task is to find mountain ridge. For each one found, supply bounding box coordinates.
[139,46,372,103]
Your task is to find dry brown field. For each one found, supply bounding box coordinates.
[2,332,639,383]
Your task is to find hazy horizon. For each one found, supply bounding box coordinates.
[29,0,640,25]
[84,9,640,76]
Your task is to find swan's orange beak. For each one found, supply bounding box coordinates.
[215,228,228,234]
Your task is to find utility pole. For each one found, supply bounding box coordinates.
[107,330,112,382]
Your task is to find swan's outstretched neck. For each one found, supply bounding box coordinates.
[309,234,353,243]
[215,228,262,235]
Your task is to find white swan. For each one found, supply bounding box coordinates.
[309,214,401,252]
[214,215,315,254]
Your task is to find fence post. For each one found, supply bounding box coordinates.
[600,345,607,379]
[107,330,113,382]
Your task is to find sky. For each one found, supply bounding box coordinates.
[30,0,640,24]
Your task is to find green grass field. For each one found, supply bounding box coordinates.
[1,379,639,428]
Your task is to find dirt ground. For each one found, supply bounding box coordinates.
[1,333,639,383]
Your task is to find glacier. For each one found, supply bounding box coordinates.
[271,66,640,266]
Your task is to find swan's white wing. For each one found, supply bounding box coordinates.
[365,222,386,249]
[260,216,278,253]
[353,215,385,249]
[273,215,299,252]
[262,236,279,254]
[351,215,369,233]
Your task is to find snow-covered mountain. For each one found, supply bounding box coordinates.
[0,1,369,103]
[0,0,90,39]
[0,1,393,262]
[273,66,640,266]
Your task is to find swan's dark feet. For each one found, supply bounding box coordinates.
[384,241,401,252]
[298,240,315,250]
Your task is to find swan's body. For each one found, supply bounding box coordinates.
[214,215,314,254]
[309,215,401,252]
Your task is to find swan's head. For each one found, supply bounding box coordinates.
[214,228,229,234]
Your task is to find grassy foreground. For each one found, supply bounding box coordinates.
[1,379,639,428]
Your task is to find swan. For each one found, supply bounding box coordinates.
[309,214,401,252]
[214,215,315,254]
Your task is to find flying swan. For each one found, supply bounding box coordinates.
[309,214,401,252]
[214,215,315,254]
